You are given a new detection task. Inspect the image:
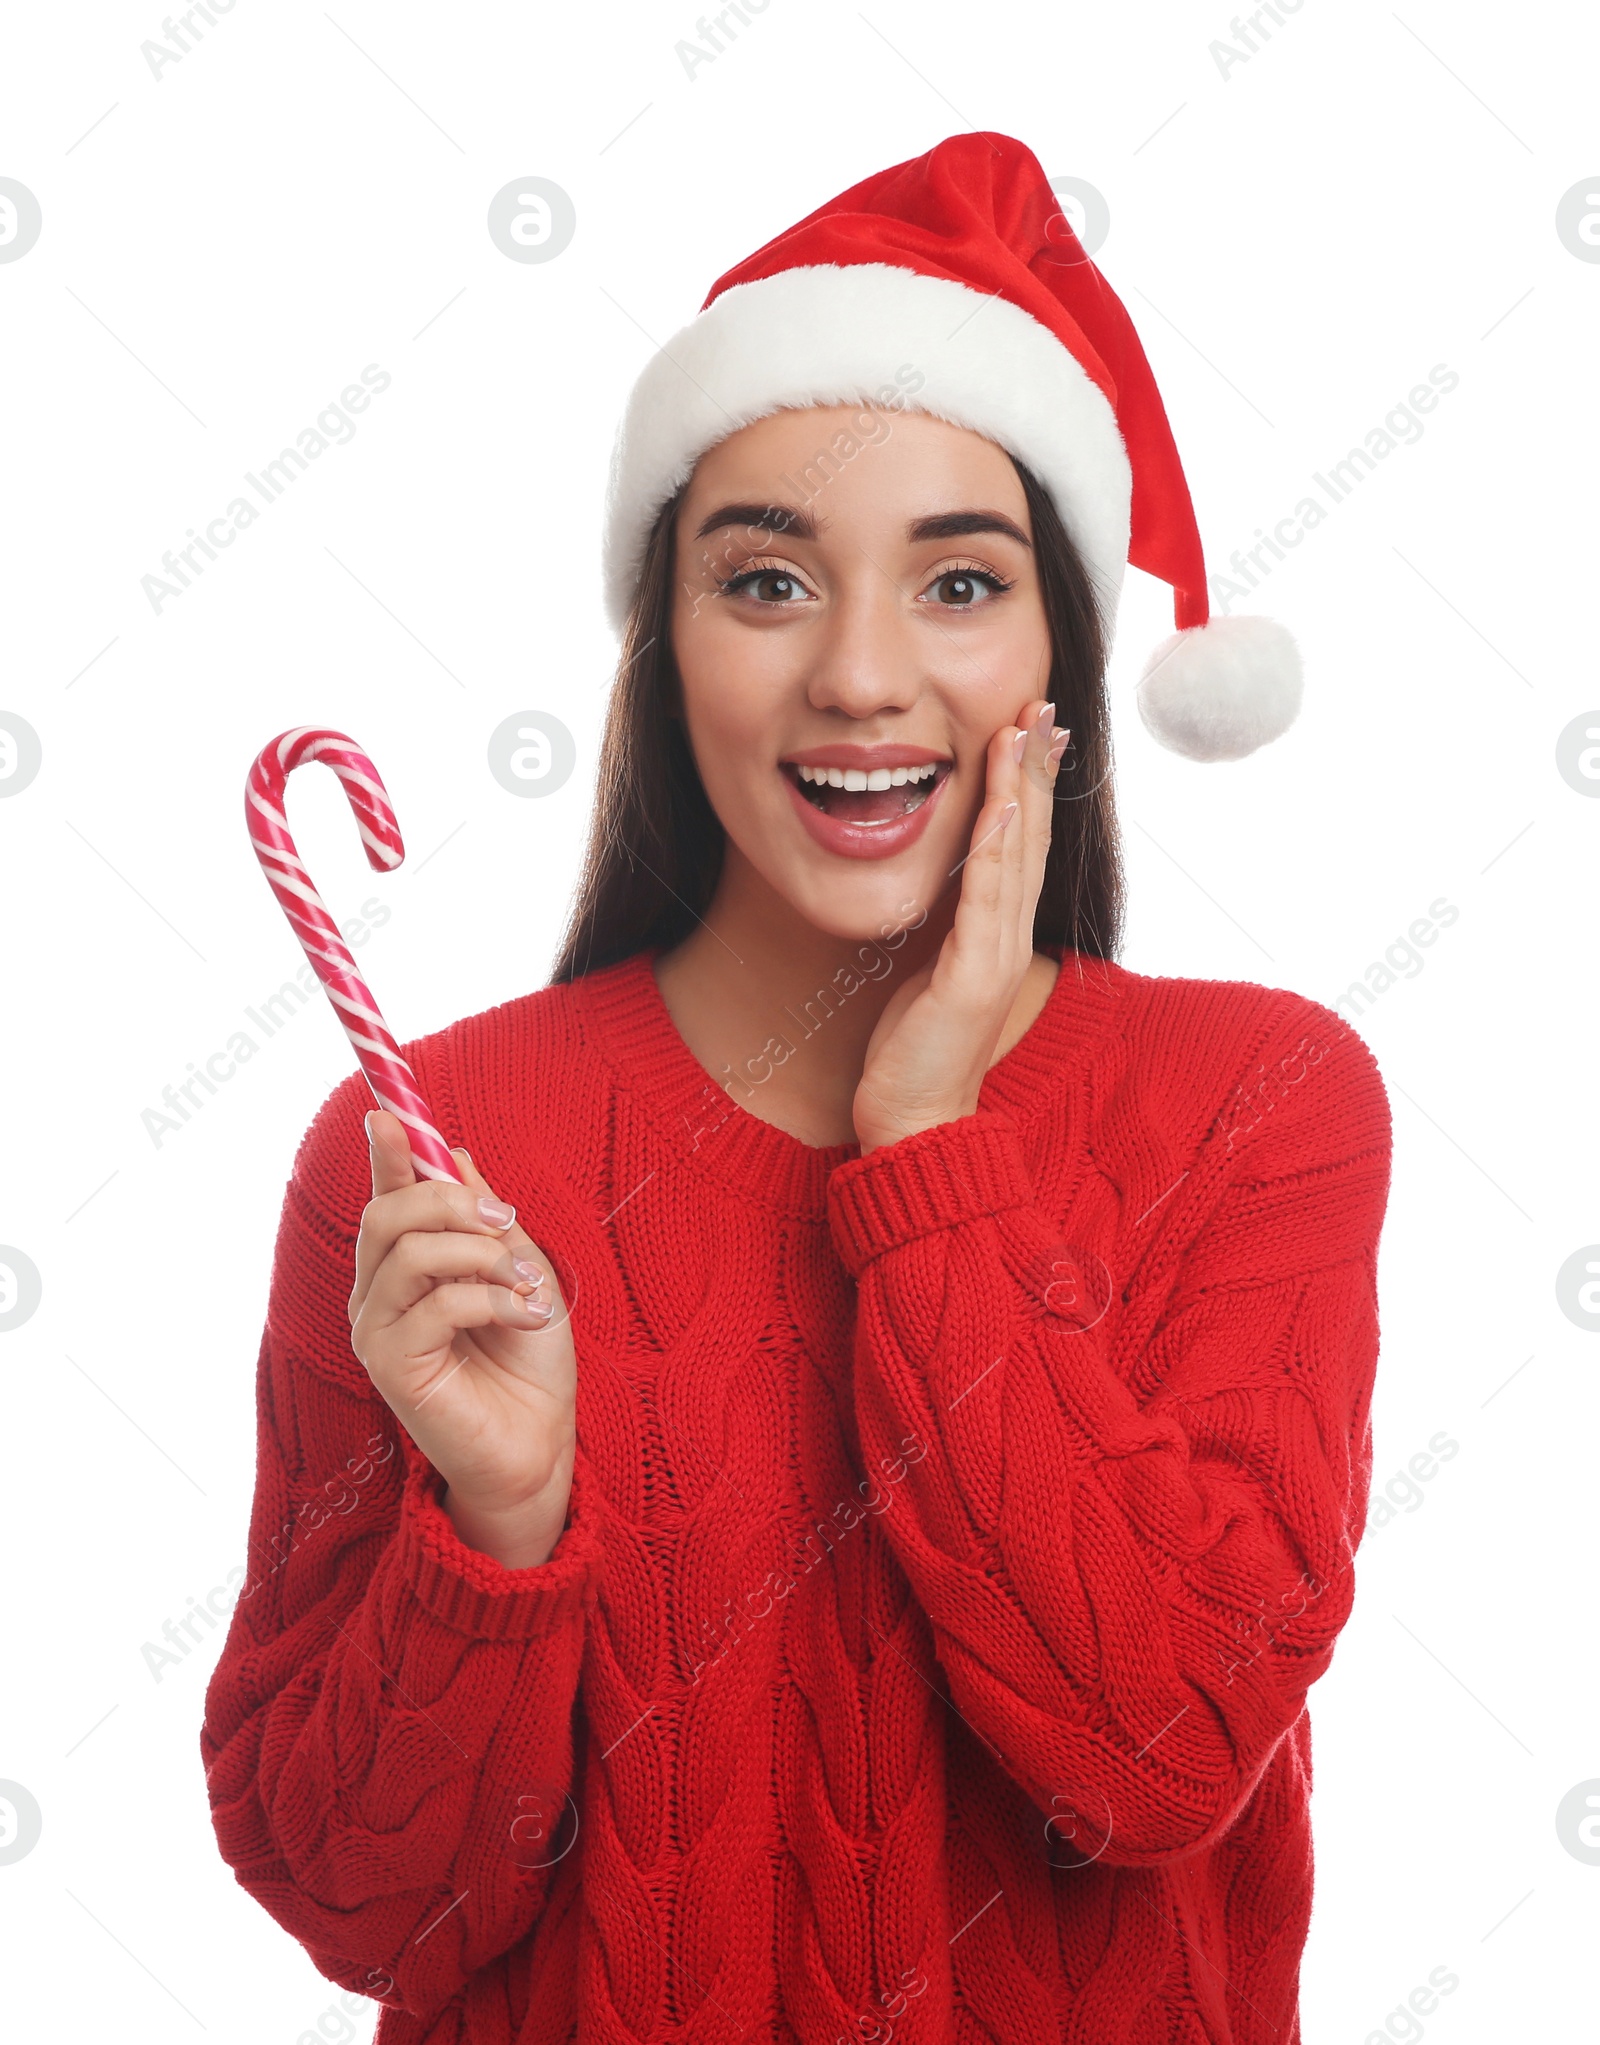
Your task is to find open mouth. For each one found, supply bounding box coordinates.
[781,759,952,829]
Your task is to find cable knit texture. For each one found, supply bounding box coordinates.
[200,942,1393,2045]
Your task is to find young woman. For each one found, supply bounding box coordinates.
[202,135,1392,2045]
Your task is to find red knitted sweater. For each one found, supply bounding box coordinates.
[200,942,1392,2045]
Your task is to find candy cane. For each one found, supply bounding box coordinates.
[245,727,461,1184]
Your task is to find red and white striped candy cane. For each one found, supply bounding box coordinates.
[245,727,461,1184]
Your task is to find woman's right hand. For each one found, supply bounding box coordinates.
[349,1108,577,1568]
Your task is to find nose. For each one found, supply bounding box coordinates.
[800,564,924,720]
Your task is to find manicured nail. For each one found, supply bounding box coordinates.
[513,1293,554,1322]
[512,1257,546,1287]
[1000,800,1018,826]
[1011,728,1027,765]
[477,1196,515,1231]
[1036,701,1056,734]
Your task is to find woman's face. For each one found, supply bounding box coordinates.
[670,403,1053,944]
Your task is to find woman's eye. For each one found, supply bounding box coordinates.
[721,567,810,605]
[924,568,1008,607]
[717,564,1009,607]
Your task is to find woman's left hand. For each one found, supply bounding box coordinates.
[852,697,1070,1155]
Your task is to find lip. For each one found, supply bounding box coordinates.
[780,757,953,863]
[781,743,952,769]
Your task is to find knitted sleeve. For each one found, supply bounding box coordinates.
[823,995,1391,1868]
[199,1071,603,2028]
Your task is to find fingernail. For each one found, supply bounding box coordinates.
[1036,701,1055,734]
[512,1257,546,1287]
[1001,800,1019,826]
[364,1111,376,1140]
[477,1196,515,1231]
[515,1294,555,1322]
[1011,728,1027,765]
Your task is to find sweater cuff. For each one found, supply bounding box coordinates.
[389,1439,603,1642]
[826,1109,1035,1275]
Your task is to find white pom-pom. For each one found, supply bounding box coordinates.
[1135,615,1304,763]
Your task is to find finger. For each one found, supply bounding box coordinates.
[448,1148,582,1332]
[999,770,1024,981]
[350,1109,422,1324]
[447,1147,553,1281]
[938,700,1043,1011]
[995,716,1027,973]
[1030,715,1071,948]
[367,1108,418,1198]
[1017,695,1060,804]
[943,768,1015,1000]
[381,1279,559,1380]
[350,1152,529,1324]
[361,1228,552,1337]
[1011,698,1059,963]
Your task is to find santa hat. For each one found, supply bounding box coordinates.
[600,131,1302,764]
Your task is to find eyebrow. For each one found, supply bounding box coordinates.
[691,502,1032,550]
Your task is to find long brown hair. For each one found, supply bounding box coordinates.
[548,451,1125,983]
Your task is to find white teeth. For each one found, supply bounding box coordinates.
[795,761,941,786]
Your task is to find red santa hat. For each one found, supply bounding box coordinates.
[600,131,1303,763]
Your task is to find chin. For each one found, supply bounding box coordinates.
[775,856,949,949]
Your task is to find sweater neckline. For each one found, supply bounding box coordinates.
[570,939,1126,1221]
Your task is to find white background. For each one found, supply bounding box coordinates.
[1,1,1595,2039]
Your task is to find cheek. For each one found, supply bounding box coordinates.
[672,612,786,807]
[935,610,1053,746]
[973,595,1052,683]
